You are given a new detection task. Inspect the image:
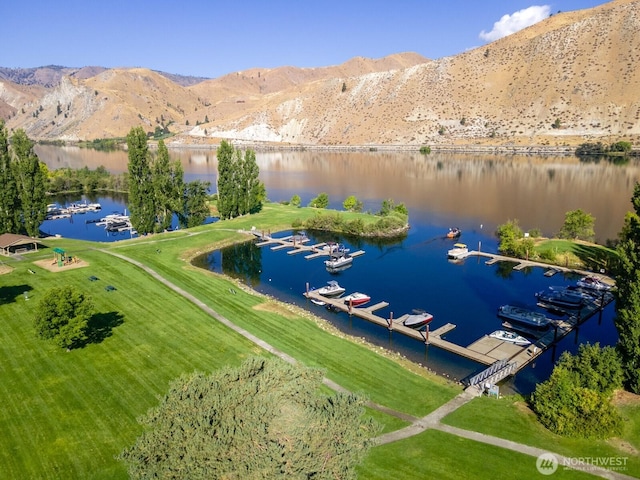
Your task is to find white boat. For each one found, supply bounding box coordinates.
[402,310,434,329]
[489,330,531,346]
[447,243,468,259]
[576,276,612,291]
[316,280,345,297]
[325,254,353,270]
[342,292,371,306]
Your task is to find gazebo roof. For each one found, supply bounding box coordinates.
[0,233,42,249]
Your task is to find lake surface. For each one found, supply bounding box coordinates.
[35,145,634,393]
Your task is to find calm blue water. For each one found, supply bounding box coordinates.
[194,226,618,394]
[40,194,215,242]
[43,194,618,394]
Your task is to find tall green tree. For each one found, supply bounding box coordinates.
[177,180,210,229]
[152,140,184,232]
[216,141,264,220]
[239,148,264,214]
[119,357,378,479]
[11,129,47,237]
[34,285,94,350]
[0,121,20,234]
[216,140,236,220]
[614,182,640,393]
[558,209,595,241]
[127,127,156,234]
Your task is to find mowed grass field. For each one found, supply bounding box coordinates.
[1,203,638,479]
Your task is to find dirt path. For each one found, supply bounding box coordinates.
[101,249,636,480]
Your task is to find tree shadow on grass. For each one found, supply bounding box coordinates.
[83,311,124,346]
[572,244,618,273]
[0,284,33,305]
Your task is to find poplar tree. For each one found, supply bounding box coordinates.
[152,139,184,232]
[0,122,20,234]
[11,129,47,237]
[216,140,236,220]
[177,180,210,228]
[216,141,264,220]
[614,182,640,393]
[127,127,156,234]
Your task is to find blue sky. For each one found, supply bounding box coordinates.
[2,0,607,78]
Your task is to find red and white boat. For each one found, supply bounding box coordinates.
[342,292,371,306]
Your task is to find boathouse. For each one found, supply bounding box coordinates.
[0,233,42,255]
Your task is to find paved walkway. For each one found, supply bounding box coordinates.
[101,249,637,480]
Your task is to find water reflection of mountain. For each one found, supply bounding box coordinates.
[36,146,639,243]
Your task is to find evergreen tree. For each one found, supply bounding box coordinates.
[127,127,156,234]
[11,129,47,237]
[0,122,20,234]
[614,182,640,392]
[119,357,378,479]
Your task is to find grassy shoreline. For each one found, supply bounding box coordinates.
[1,203,638,479]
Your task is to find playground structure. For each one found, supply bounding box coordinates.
[52,247,79,267]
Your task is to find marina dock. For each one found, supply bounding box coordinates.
[252,230,615,382]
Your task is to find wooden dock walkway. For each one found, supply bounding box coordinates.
[304,287,615,375]
[252,231,615,381]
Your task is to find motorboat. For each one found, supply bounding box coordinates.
[342,292,371,306]
[316,280,346,298]
[447,243,468,259]
[447,227,462,238]
[323,242,350,255]
[402,310,434,329]
[489,330,531,346]
[535,288,584,310]
[497,305,551,330]
[576,276,612,291]
[325,254,353,270]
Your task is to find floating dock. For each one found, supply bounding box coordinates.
[304,287,614,375]
[251,230,615,380]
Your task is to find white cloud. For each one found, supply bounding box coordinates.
[479,5,551,42]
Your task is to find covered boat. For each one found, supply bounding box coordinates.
[317,280,346,298]
[402,310,434,329]
[489,330,531,346]
[342,292,371,306]
[535,288,584,310]
[497,305,551,330]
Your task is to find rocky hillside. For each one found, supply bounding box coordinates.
[1,0,638,147]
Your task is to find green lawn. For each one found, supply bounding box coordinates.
[441,395,640,478]
[1,203,637,479]
[357,429,597,480]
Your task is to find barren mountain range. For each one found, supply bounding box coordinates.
[1,0,638,148]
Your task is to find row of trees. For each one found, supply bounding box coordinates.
[126,127,210,234]
[0,122,48,237]
[216,140,265,220]
[47,165,129,194]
